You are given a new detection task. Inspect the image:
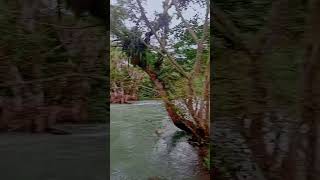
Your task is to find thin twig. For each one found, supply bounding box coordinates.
[172,0,199,42]
[136,0,190,79]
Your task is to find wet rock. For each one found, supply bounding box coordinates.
[155,129,164,136]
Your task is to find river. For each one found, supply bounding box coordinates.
[111,100,207,180]
[0,100,206,180]
[0,124,108,180]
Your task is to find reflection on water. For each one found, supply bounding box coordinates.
[111,100,203,180]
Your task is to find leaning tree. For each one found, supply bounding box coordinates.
[111,0,210,143]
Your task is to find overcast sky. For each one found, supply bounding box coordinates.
[111,0,207,51]
[111,0,206,28]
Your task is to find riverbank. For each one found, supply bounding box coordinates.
[110,98,162,104]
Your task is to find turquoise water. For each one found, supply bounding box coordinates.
[111,100,204,180]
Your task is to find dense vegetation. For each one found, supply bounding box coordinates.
[110,47,159,102]
[111,0,210,144]
[0,0,107,132]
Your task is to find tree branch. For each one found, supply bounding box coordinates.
[201,0,210,42]
[214,0,293,60]
[172,0,210,76]
[136,0,190,79]
[142,40,190,78]
[213,6,255,58]
[172,0,199,43]
[136,0,164,47]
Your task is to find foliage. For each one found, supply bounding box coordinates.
[111,0,210,142]
[0,0,107,127]
[110,47,158,99]
[203,149,210,169]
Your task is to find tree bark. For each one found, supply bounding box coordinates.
[145,67,208,142]
[302,1,320,179]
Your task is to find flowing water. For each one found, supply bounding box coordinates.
[0,100,205,180]
[0,125,108,180]
[111,100,206,180]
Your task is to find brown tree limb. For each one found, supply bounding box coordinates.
[172,0,199,42]
[142,39,190,79]
[134,0,209,141]
[136,0,190,79]
[192,0,210,75]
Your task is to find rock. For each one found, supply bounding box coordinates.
[155,129,164,136]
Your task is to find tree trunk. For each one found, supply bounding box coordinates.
[145,67,208,142]
[302,1,320,179]
[283,1,320,179]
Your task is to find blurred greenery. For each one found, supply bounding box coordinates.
[0,0,107,124]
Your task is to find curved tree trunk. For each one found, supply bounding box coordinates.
[145,67,208,142]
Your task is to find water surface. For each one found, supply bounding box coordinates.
[111,100,204,180]
[0,125,108,180]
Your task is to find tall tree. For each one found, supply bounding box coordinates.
[214,0,311,179]
[111,0,210,143]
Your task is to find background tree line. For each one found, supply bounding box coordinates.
[110,47,160,103]
[0,0,107,133]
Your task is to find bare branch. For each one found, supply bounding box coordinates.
[142,40,190,78]
[213,6,255,58]
[172,0,199,43]
[192,0,210,76]
[136,0,190,79]
[201,0,210,42]
[172,0,210,76]
[136,0,164,47]
[214,0,293,59]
